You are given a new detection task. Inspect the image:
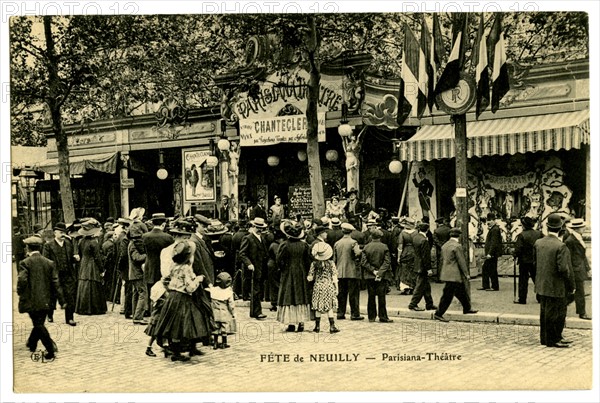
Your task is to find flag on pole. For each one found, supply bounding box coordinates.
[420,16,435,114]
[474,13,490,119]
[432,14,445,108]
[434,13,469,96]
[487,13,509,113]
[397,24,423,125]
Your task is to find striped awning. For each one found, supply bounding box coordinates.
[38,152,118,175]
[399,110,590,162]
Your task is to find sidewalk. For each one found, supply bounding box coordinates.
[239,277,593,330]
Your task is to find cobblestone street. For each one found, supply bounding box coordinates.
[12,295,592,393]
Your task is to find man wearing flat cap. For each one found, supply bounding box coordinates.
[42,222,78,326]
[18,236,65,360]
[563,218,591,320]
[534,213,576,347]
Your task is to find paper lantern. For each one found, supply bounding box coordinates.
[388,159,402,174]
[297,150,307,162]
[206,155,219,168]
[345,154,357,170]
[338,123,353,137]
[217,138,230,151]
[326,150,339,162]
[156,168,169,180]
[267,155,280,167]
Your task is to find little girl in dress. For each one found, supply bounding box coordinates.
[208,272,236,349]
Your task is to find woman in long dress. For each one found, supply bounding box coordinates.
[276,220,312,332]
[75,219,107,315]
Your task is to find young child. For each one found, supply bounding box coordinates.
[208,272,236,349]
[307,243,340,333]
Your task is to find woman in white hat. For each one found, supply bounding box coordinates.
[307,242,340,333]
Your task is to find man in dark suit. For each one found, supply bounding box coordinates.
[190,215,216,284]
[344,189,367,230]
[408,223,437,311]
[433,217,451,282]
[534,213,575,347]
[360,229,393,323]
[326,218,344,249]
[42,222,77,326]
[115,219,132,318]
[18,236,65,360]
[480,213,502,291]
[12,226,26,269]
[513,216,543,304]
[238,217,269,319]
[231,220,250,299]
[143,213,174,313]
[564,218,591,320]
[433,228,478,322]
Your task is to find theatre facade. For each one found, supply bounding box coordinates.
[27,58,589,239]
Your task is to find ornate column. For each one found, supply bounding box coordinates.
[227,141,240,221]
[119,152,130,218]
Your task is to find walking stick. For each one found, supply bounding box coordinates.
[250,267,255,317]
[111,271,121,312]
[513,257,517,303]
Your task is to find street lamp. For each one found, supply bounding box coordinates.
[337,102,353,137]
[156,150,168,180]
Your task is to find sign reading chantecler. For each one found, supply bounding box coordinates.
[239,113,326,146]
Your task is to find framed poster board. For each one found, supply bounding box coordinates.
[288,185,313,219]
[182,147,216,203]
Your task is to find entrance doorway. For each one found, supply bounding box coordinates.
[375,178,403,218]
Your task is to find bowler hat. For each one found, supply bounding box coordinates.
[546,213,563,229]
[520,216,536,229]
[486,212,496,221]
[280,220,304,239]
[346,188,358,197]
[53,222,67,232]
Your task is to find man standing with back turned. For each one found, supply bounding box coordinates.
[535,213,575,348]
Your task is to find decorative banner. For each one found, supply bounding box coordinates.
[182,148,216,203]
[239,113,326,147]
[483,172,536,192]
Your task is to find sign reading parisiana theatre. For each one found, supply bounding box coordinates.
[236,69,341,146]
[239,113,326,146]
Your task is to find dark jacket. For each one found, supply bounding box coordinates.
[142,228,174,284]
[239,232,269,275]
[190,233,215,285]
[43,238,77,308]
[326,228,344,249]
[433,224,451,248]
[17,253,64,313]
[116,234,130,281]
[413,232,432,274]
[534,233,574,298]
[564,233,590,282]
[360,240,392,281]
[514,229,543,265]
[276,238,311,306]
[231,228,249,272]
[127,239,146,281]
[484,224,503,258]
[440,238,469,283]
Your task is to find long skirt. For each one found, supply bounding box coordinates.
[144,294,166,337]
[75,279,107,315]
[399,256,417,289]
[152,291,209,342]
[277,304,310,324]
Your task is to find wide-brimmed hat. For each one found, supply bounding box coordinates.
[330,217,342,227]
[78,218,102,237]
[194,214,212,226]
[151,213,167,225]
[312,242,333,261]
[117,217,133,227]
[172,241,196,264]
[313,225,329,237]
[206,219,227,235]
[280,220,305,239]
[169,219,195,235]
[546,213,564,229]
[402,217,416,229]
[127,221,148,239]
[250,217,268,228]
[566,218,586,229]
[53,222,67,232]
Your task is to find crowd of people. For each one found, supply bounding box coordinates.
[14,195,591,360]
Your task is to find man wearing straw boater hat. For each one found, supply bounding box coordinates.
[564,218,591,320]
[238,217,269,320]
[534,213,576,348]
[42,222,78,326]
[334,222,364,321]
